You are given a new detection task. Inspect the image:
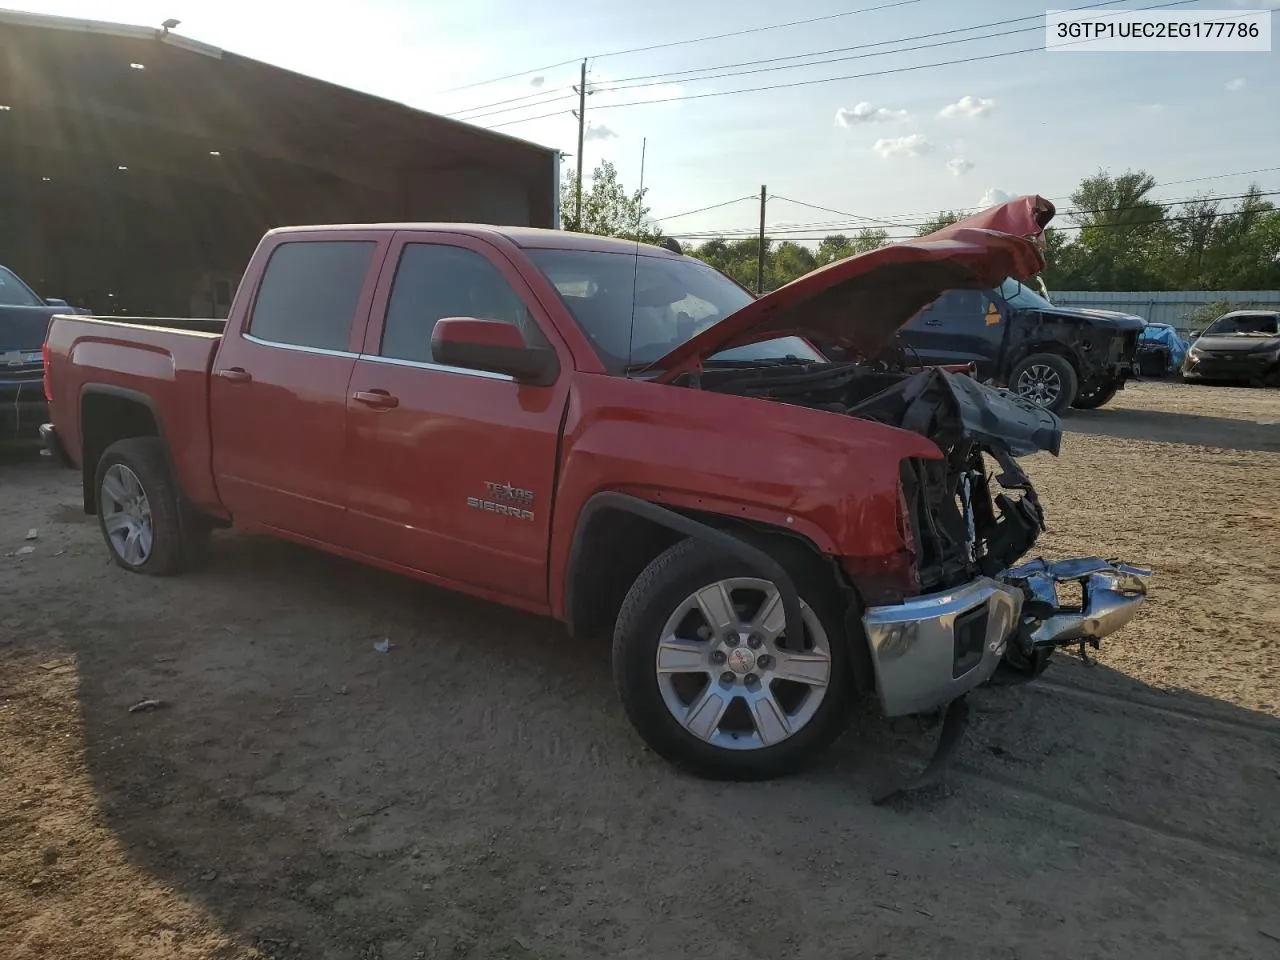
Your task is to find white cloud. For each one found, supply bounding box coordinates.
[947,157,975,177]
[1225,77,1246,91]
[835,101,909,126]
[978,188,1012,208]
[529,75,545,88]
[940,95,996,119]
[583,123,619,141]
[873,134,932,158]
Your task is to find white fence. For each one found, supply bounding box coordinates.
[1050,290,1280,333]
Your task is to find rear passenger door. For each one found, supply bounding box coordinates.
[210,233,386,541]
[341,232,570,606]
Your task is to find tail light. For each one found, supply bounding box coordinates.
[42,341,53,403]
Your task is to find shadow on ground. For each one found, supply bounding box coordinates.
[26,530,1277,960]
[1064,403,1280,453]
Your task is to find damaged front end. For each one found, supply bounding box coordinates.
[848,368,1151,713]
[692,360,1151,717]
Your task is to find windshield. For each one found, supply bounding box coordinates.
[996,276,1054,311]
[0,266,42,308]
[526,248,825,373]
[1202,313,1278,336]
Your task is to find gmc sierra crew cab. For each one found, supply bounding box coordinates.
[41,197,1150,782]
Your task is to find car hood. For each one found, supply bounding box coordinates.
[650,195,1055,383]
[1027,305,1146,330]
[1192,333,1280,353]
[0,304,89,351]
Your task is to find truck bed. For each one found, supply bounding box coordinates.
[43,314,226,513]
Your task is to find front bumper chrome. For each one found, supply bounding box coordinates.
[862,557,1151,717]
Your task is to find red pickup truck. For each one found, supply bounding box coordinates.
[41,197,1150,782]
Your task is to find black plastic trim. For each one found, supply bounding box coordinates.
[565,491,806,645]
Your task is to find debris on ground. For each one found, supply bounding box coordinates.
[128,699,167,713]
[373,638,392,654]
[15,545,34,556]
[25,528,38,540]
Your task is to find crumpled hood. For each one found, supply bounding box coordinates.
[1030,304,1145,330]
[652,195,1055,383]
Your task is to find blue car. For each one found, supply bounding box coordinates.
[1,265,91,439]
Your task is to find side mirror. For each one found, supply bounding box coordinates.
[431,317,559,386]
[44,297,69,307]
[1188,329,1201,340]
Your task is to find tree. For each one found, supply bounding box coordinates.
[560,161,661,241]
[1064,169,1167,289]
[914,211,964,236]
[815,228,888,265]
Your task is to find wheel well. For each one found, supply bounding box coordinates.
[564,504,874,694]
[1009,342,1082,378]
[80,392,160,513]
[565,506,849,639]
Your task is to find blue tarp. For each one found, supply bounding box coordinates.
[1139,323,1188,369]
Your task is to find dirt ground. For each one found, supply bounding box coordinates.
[2,380,1278,960]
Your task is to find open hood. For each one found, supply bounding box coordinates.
[651,195,1055,383]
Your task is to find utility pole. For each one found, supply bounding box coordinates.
[573,59,587,228]
[756,184,767,295]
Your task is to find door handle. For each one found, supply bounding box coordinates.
[217,367,252,383]
[352,389,399,409]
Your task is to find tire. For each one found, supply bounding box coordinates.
[1071,380,1118,410]
[94,437,210,576]
[612,536,854,781]
[1009,353,1079,413]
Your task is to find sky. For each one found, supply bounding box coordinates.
[12,0,1280,241]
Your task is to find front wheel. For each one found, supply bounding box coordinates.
[612,537,853,781]
[1071,380,1119,410]
[1010,353,1079,413]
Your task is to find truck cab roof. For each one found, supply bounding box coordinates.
[264,223,687,258]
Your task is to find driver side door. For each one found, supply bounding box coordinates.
[341,232,572,607]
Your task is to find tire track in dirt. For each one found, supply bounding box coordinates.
[953,762,1280,869]
[1032,677,1280,739]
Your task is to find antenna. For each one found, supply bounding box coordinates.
[624,239,641,377]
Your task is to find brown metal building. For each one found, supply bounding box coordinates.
[0,9,560,317]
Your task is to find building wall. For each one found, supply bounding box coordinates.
[1051,290,1280,333]
[401,165,533,225]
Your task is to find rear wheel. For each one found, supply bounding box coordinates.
[1071,380,1118,410]
[95,437,210,576]
[612,537,853,781]
[1010,353,1078,413]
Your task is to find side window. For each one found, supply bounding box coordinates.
[248,241,375,352]
[909,289,987,330]
[380,244,533,364]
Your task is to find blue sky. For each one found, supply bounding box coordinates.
[15,0,1280,239]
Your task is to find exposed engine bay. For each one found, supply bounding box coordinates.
[677,361,1062,593]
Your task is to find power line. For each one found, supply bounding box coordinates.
[602,0,1129,86]
[434,0,920,97]
[595,0,1162,94]
[769,195,901,227]
[667,189,1280,240]
[481,0,1212,127]
[651,195,760,222]
[438,58,582,95]
[458,0,1145,123]
[447,86,577,120]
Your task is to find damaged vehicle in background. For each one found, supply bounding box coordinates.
[41,196,1150,789]
[892,276,1144,413]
